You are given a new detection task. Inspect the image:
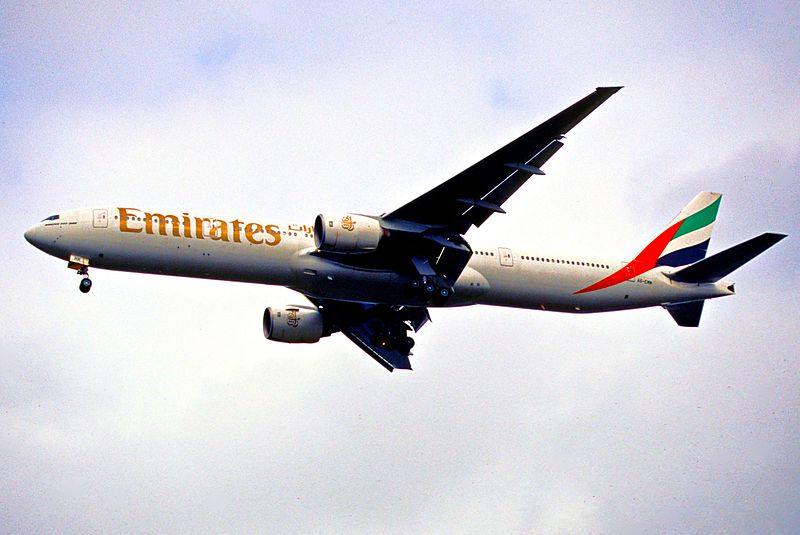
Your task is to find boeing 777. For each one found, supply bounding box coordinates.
[24,87,786,371]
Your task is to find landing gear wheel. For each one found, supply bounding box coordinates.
[402,336,415,351]
[410,279,421,290]
[79,277,92,293]
[424,282,436,293]
[438,287,451,298]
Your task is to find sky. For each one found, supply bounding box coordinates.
[2,2,799,533]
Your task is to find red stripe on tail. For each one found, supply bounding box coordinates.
[575,220,682,294]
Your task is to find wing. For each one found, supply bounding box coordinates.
[312,299,431,371]
[308,87,621,371]
[383,86,622,234]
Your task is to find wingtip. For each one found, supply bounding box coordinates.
[597,86,624,93]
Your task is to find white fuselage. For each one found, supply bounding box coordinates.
[24,207,734,313]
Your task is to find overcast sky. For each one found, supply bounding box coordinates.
[2,2,799,534]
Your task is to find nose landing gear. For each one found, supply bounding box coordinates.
[67,255,93,294]
[79,277,92,293]
[77,266,92,293]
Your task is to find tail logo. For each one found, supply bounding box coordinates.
[576,193,721,294]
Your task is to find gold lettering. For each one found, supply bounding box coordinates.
[120,210,287,247]
[145,212,181,237]
[118,207,142,233]
[264,224,281,247]
[194,217,211,240]
[209,219,229,241]
[182,213,192,238]
[245,222,263,244]
[231,219,243,243]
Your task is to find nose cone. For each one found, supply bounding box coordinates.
[24,224,40,248]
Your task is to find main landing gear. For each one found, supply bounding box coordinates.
[77,266,92,293]
[372,324,415,355]
[410,275,452,304]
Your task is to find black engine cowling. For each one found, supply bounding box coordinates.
[263,305,324,343]
[314,213,385,252]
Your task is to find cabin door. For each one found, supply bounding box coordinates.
[93,209,108,228]
[498,247,514,267]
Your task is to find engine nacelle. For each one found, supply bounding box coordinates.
[263,305,324,343]
[314,213,384,252]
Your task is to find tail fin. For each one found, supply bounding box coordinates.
[656,192,722,267]
[667,232,787,283]
[575,192,723,295]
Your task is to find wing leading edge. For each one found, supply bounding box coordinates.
[384,86,622,234]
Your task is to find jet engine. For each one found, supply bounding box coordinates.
[314,213,385,252]
[263,305,324,343]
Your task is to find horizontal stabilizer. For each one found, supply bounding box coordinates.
[667,233,787,283]
[664,301,705,327]
[342,328,412,371]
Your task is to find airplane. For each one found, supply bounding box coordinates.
[24,87,786,371]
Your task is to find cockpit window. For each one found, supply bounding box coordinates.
[41,214,60,222]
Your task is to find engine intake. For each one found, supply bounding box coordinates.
[314,213,384,252]
[263,305,324,343]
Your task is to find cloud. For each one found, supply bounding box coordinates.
[2,2,798,534]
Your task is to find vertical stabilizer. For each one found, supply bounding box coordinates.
[576,192,723,295]
[657,192,721,267]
